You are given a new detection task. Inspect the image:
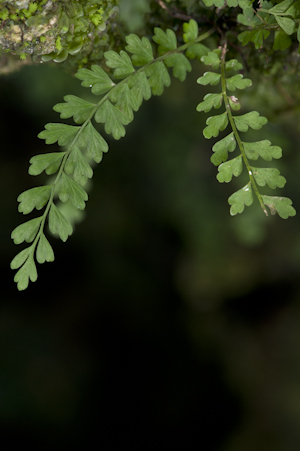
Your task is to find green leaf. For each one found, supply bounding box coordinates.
[197,72,221,86]
[226,74,252,91]
[80,122,108,163]
[183,19,198,43]
[285,0,300,19]
[234,111,268,132]
[53,96,95,124]
[48,202,73,242]
[152,27,177,54]
[145,62,171,96]
[164,53,192,81]
[202,0,225,6]
[36,233,55,264]
[17,185,52,215]
[125,34,153,65]
[238,30,270,49]
[201,52,221,70]
[196,93,223,113]
[237,7,255,26]
[243,140,282,161]
[95,99,127,139]
[13,254,37,291]
[252,167,286,189]
[58,172,88,210]
[64,147,93,186]
[11,217,42,245]
[109,83,138,123]
[203,112,228,139]
[217,156,243,183]
[275,15,295,35]
[75,65,115,95]
[225,59,243,71]
[10,246,32,270]
[38,124,80,146]
[262,195,296,218]
[128,72,152,108]
[267,0,294,15]
[28,152,66,176]
[185,43,210,60]
[273,30,292,50]
[104,50,135,79]
[211,132,236,166]
[228,182,253,215]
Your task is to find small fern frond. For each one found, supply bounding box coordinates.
[197,44,296,219]
[11,21,215,290]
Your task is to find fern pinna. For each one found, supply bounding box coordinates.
[10,21,214,290]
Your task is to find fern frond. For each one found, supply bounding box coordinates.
[11,21,215,290]
[197,45,296,219]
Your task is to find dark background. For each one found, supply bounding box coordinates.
[1,58,300,450]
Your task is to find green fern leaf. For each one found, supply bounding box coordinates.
[238,30,270,49]
[197,72,221,86]
[36,233,55,264]
[201,52,221,70]
[267,0,294,15]
[203,112,228,139]
[234,112,268,132]
[243,140,282,161]
[58,172,88,210]
[164,53,192,81]
[211,132,236,166]
[262,195,296,218]
[125,34,153,65]
[38,124,80,146]
[252,167,286,189]
[109,83,138,122]
[217,156,243,182]
[128,72,152,108]
[17,185,52,215]
[228,183,254,215]
[183,19,198,43]
[152,28,177,54]
[75,66,115,95]
[13,254,37,291]
[273,30,292,50]
[196,93,223,113]
[186,43,210,60]
[64,147,93,186]
[95,100,127,139]
[28,152,66,176]
[48,203,73,242]
[226,74,252,91]
[104,50,135,79]
[80,123,108,163]
[285,0,300,19]
[275,15,295,35]
[225,59,243,71]
[202,0,225,6]
[11,217,42,245]
[145,62,171,96]
[53,95,95,124]
[10,246,32,270]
